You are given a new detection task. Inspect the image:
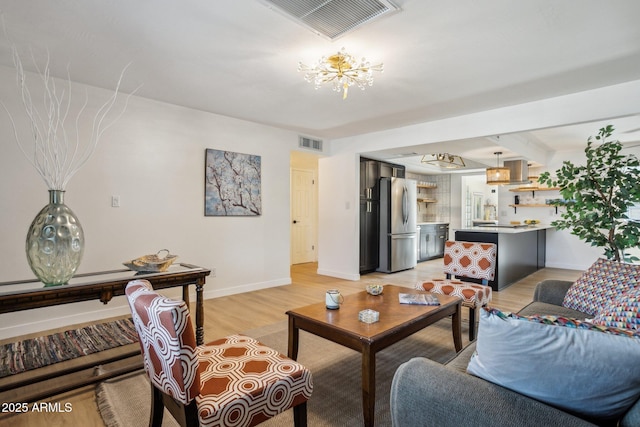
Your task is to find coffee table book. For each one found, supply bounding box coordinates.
[399,292,440,305]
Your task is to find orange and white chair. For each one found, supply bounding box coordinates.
[125,279,313,427]
[415,241,496,341]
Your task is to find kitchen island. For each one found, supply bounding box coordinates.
[454,225,552,291]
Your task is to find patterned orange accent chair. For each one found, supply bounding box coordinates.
[125,279,313,427]
[415,241,496,341]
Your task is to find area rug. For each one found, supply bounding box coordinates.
[0,318,138,378]
[96,319,457,426]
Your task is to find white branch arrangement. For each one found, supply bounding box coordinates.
[3,46,136,190]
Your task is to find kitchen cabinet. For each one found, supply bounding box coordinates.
[359,199,380,273]
[380,161,405,178]
[417,223,449,261]
[360,159,381,200]
[360,158,381,273]
[359,157,405,274]
[360,158,406,201]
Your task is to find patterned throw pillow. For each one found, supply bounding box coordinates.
[500,308,640,339]
[593,286,640,330]
[467,307,640,422]
[562,258,640,316]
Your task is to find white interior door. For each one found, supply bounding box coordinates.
[291,168,316,264]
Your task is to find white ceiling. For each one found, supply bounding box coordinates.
[1,0,640,172]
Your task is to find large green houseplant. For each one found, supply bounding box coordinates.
[538,125,640,262]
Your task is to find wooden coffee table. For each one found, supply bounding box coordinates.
[286,284,462,427]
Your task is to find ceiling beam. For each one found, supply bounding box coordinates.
[484,133,550,165]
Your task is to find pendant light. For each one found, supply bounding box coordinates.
[420,153,466,169]
[486,152,510,185]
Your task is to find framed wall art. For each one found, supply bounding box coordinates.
[204,149,262,216]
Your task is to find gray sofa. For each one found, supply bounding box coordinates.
[390,279,640,427]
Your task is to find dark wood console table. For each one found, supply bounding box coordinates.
[0,263,210,402]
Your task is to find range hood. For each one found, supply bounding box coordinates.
[504,160,530,185]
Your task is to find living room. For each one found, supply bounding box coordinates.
[1,1,640,426]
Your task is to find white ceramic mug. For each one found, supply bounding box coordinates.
[325,289,344,309]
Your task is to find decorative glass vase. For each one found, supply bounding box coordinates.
[26,190,84,285]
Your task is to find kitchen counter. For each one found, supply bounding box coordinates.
[456,225,553,234]
[454,226,550,291]
[417,221,449,225]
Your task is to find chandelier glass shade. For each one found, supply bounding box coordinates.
[486,152,510,184]
[298,47,383,99]
[421,153,466,169]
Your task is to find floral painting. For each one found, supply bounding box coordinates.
[205,149,262,216]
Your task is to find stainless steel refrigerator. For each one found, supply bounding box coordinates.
[377,177,418,273]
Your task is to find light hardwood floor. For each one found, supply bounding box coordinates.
[0,260,582,427]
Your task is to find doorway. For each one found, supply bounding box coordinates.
[290,151,320,264]
[461,174,497,227]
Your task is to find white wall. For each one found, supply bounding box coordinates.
[317,80,640,279]
[317,152,360,280]
[0,65,303,338]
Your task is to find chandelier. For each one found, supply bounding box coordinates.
[421,153,466,169]
[486,152,511,185]
[298,48,383,99]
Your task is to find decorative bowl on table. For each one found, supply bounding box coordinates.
[123,249,178,272]
[366,284,384,296]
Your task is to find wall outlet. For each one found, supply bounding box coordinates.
[211,267,216,277]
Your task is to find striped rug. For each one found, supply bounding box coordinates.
[0,318,139,378]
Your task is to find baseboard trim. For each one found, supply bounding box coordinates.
[204,277,291,299]
[544,261,589,271]
[316,268,360,281]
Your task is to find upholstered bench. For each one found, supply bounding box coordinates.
[415,241,496,340]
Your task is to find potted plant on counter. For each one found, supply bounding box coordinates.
[539,125,640,262]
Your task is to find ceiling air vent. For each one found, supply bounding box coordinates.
[299,136,323,152]
[260,0,400,40]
